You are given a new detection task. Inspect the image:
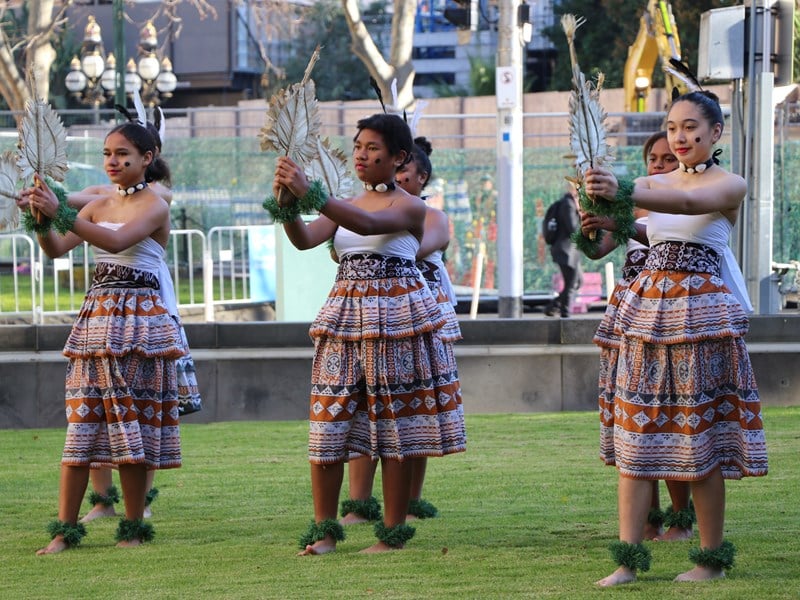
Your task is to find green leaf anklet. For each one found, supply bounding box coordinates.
[374,521,416,548]
[663,503,696,530]
[408,498,438,519]
[115,518,155,543]
[88,485,120,508]
[341,496,382,521]
[688,540,735,570]
[46,520,87,547]
[298,518,345,549]
[145,487,159,507]
[609,540,652,572]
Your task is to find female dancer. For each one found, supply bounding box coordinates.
[582,131,693,542]
[270,114,467,554]
[340,136,463,524]
[584,91,768,585]
[65,116,201,523]
[27,121,183,554]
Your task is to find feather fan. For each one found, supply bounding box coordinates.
[17,92,70,223]
[260,45,322,166]
[305,137,353,201]
[561,14,635,249]
[561,14,613,182]
[0,151,21,231]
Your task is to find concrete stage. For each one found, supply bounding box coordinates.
[1,315,797,429]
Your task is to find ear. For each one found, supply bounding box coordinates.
[712,123,722,143]
[143,150,154,167]
[395,150,408,168]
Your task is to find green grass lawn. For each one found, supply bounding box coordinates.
[2,408,798,599]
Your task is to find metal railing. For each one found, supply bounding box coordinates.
[0,226,272,324]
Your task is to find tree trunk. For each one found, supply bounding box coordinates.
[341,0,416,111]
[28,0,57,101]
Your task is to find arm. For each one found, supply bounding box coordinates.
[71,197,170,253]
[585,167,746,215]
[27,175,169,255]
[416,207,450,259]
[68,185,111,210]
[579,213,619,260]
[273,156,426,239]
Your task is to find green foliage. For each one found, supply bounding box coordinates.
[271,0,374,102]
[3,408,799,598]
[543,0,738,91]
[468,55,496,96]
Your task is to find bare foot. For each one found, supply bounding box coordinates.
[36,536,69,556]
[643,523,663,541]
[79,505,117,523]
[297,539,337,556]
[405,514,418,522]
[339,513,369,525]
[116,538,143,549]
[674,566,725,582]
[655,526,692,542]
[359,541,403,554]
[596,566,636,587]
[143,506,152,519]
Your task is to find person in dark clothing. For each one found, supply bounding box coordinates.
[544,188,582,317]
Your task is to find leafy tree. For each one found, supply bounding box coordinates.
[275,1,374,102]
[543,0,740,91]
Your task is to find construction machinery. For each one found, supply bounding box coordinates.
[623,0,686,112]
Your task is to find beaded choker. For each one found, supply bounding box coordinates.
[117,181,148,196]
[364,181,396,193]
[679,148,723,174]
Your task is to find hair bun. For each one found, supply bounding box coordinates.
[413,136,432,157]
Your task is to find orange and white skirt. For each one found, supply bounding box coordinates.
[308,253,466,464]
[61,263,184,469]
[607,242,767,480]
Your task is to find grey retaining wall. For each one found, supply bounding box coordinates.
[1,316,798,429]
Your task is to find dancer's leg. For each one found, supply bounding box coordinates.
[299,462,345,556]
[37,465,90,555]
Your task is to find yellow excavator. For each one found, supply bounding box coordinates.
[623,0,689,112]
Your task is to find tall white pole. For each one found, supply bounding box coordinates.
[495,0,524,318]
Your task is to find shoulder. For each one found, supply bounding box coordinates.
[150,182,173,205]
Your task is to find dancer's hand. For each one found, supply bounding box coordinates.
[584,167,619,201]
[274,156,309,204]
[21,174,59,218]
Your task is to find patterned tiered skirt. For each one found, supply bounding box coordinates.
[308,253,467,464]
[61,263,184,470]
[595,248,648,464]
[607,242,768,480]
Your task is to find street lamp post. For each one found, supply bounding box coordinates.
[65,16,178,121]
[64,16,117,123]
[127,21,178,107]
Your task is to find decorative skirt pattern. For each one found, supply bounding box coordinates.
[308,253,466,464]
[595,248,647,464]
[605,242,768,479]
[61,263,184,469]
[176,325,202,416]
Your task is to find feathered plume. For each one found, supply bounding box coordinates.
[305,137,353,201]
[664,57,702,94]
[369,77,386,113]
[562,14,613,183]
[0,151,21,231]
[408,100,428,137]
[17,76,70,223]
[131,87,148,126]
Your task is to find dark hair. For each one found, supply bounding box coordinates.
[411,136,433,189]
[642,130,668,165]
[106,121,171,186]
[670,90,724,133]
[354,113,414,165]
[144,122,171,186]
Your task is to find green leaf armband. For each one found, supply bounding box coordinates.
[572,178,637,256]
[22,179,76,235]
[263,194,301,224]
[296,179,329,214]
